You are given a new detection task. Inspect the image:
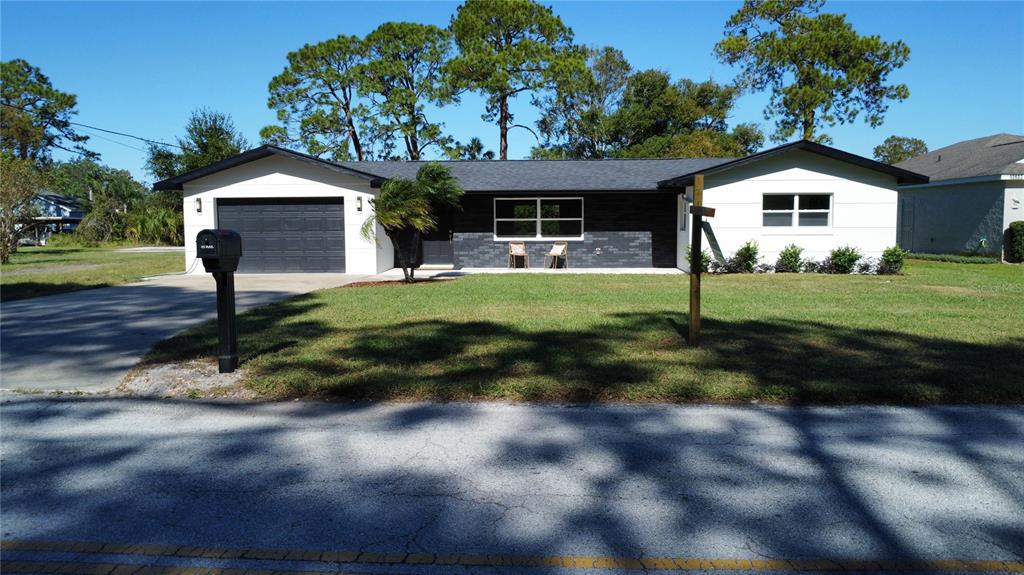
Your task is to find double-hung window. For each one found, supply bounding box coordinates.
[494,198,583,240]
[762,194,831,227]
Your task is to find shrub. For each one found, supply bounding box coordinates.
[878,245,908,274]
[775,244,803,273]
[727,240,759,273]
[686,245,711,273]
[856,257,877,275]
[1009,221,1024,262]
[826,246,862,274]
[802,259,823,273]
[907,253,1000,264]
[46,233,99,248]
[755,262,774,273]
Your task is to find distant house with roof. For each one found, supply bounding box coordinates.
[31,193,85,244]
[896,134,1024,258]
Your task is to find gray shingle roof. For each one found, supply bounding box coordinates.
[337,158,732,192]
[895,133,1024,182]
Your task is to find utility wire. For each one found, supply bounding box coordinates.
[1,102,185,150]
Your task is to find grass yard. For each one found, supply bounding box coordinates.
[1,247,183,301]
[143,260,1024,404]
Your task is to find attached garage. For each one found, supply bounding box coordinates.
[217,198,345,273]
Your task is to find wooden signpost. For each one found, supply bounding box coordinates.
[688,174,715,347]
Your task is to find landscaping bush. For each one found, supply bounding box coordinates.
[878,245,908,275]
[802,259,823,273]
[825,246,862,274]
[1009,220,1024,262]
[726,240,759,273]
[907,253,1000,264]
[686,245,711,273]
[45,233,99,248]
[775,244,803,273]
[856,258,877,275]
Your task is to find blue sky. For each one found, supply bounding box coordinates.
[2,1,1022,183]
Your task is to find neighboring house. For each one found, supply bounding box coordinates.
[895,133,1024,258]
[31,193,85,245]
[153,140,927,274]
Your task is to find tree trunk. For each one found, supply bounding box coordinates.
[499,95,509,160]
[801,109,816,141]
[348,114,364,161]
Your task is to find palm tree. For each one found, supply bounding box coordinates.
[361,162,463,282]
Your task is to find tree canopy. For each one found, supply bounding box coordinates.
[1,59,93,163]
[873,135,928,164]
[146,108,249,181]
[360,22,455,160]
[261,34,370,161]
[715,0,910,143]
[447,0,587,159]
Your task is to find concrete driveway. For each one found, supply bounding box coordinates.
[0,273,365,392]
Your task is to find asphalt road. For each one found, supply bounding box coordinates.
[1,398,1021,573]
[0,273,363,392]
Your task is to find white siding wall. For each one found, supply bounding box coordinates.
[698,150,899,264]
[180,156,393,275]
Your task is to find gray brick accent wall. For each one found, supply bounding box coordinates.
[452,193,677,268]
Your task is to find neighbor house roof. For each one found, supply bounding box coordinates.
[35,192,84,209]
[895,133,1024,182]
[658,140,929,188]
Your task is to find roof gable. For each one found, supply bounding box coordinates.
[657,140,928,188]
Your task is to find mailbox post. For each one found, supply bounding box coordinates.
[196,229,242,373]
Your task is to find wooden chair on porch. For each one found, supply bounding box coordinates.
[508,242,529,268]
[545,241,568,269]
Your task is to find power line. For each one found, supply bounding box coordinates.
[75,125,149,153]
[1,102,185,150]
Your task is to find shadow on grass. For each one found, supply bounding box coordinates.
[0,281,118,302]
[153,304,1024,403]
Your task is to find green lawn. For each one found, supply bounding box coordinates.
[143,260,1024,404]
[1,247,184,301]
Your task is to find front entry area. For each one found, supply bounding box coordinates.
[217,198,345,273]
[419,208,454,267]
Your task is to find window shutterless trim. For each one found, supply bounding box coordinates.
[493,197,585,241]
[761,193,832,228]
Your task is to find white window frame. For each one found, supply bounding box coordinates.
[493,197,584,241]
[762,193,832,228]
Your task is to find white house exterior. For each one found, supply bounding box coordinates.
[895,134,1024,259]
[155,141,927,274]
[660,142,928,268]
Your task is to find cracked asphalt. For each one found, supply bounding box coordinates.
[1,397,1022,572]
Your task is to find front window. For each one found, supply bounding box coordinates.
[494,198,583,239]
[762,194,831,227]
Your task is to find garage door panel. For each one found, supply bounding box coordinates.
[216,199,344,273]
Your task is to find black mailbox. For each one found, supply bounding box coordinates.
[195,229,243,373]
[197,229,242,273]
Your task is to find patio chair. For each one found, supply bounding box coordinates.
[544,242,568,269]
[508,241,529,268]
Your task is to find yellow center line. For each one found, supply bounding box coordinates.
[2,540,1022,573]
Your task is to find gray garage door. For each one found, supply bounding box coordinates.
[217,198,345,273]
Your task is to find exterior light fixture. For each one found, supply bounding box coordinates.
[195,198,202,213]
[356,197,363,212]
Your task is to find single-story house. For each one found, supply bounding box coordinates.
[153,140,927,274]
[31,193,85,244]
[895,133,1023,259]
